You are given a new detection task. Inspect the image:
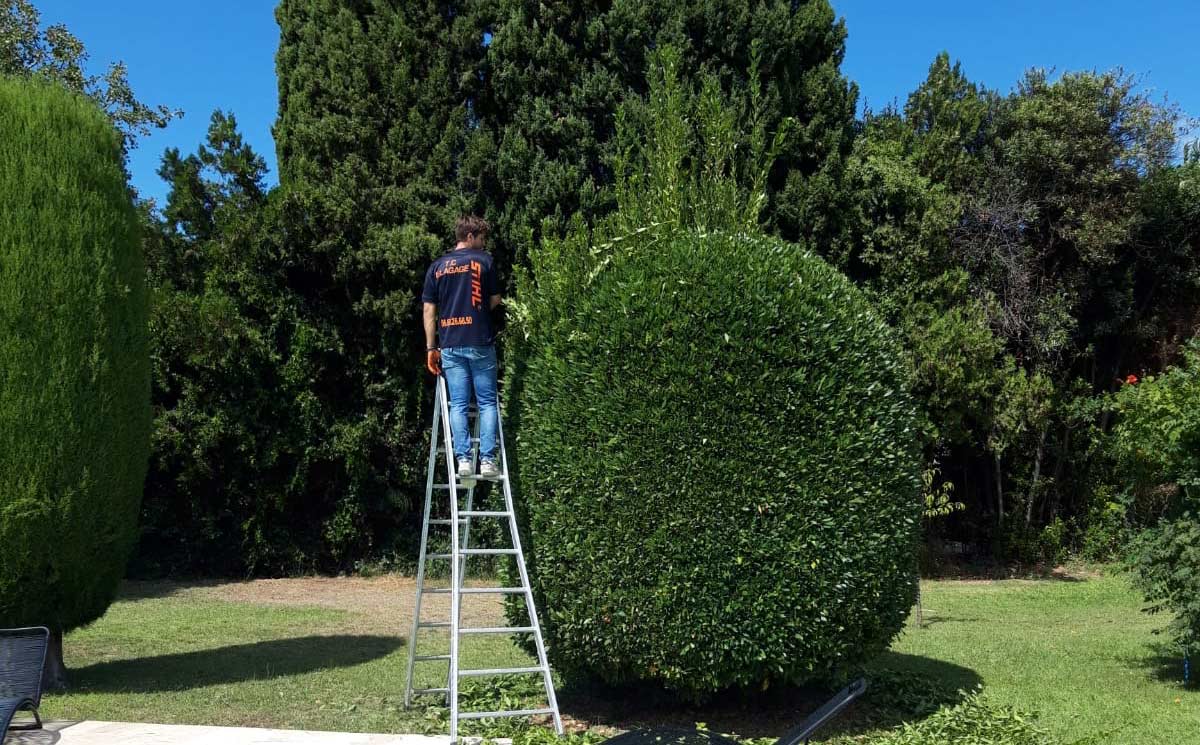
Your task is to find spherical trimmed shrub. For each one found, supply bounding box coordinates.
[0,76,150,673]
[509,227,922,698]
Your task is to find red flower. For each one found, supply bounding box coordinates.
[1125,374,1139,385]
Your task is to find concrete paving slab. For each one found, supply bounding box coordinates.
[4,722,503,745]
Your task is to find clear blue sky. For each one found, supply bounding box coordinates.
[39,0,1199,206]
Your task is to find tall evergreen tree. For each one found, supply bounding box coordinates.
[471,0,859,274]
[138,111,330,575]
[272,0,488,567]
[0,77,150,686]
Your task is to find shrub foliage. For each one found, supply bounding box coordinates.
[507,48,922,697]
[1116,341,1200,660]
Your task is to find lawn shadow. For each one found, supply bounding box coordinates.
[1122,639,1198,690]
[908,613,983,630]
[556,653,980,740]
[62,635,402,694]
[116,579,228,602]
[923,558,1093,582]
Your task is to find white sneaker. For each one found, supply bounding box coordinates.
[480,460,500,478]
[457,459,473,478]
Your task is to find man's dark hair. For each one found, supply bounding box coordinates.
[455,214,490,242]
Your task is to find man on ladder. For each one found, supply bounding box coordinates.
[423,215,502,478]
[414,215,562,740]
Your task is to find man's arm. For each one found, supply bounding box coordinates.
[490,294,502,311]
[423,302,438,348]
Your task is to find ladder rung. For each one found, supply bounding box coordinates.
[418,622,451,629]
[412,687,449,695]
[460,510,511,518]
[428,518,466,525]
[459,708,555,720]
[459,666,545,677]
[423,586,527,594]
[460,626,535,635]
[414,654,451,662]
[426,548,517,560]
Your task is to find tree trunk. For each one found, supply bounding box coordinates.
[42,628,66,691]
[1048,424,1070,522]
[994,452,1004,530]
[1026,423,1049,529]
[1100,351,1124,432]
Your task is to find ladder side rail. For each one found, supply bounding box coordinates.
[459,406,481,586]
[440,376,464,742]
[404,378,445,707]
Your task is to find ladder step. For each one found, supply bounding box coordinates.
[459,708,555,720]
[417,622,451,629]
[459,666,545,677]
[428,518,466,525]
[460,626,535,635]
[412,687,449,695]
[460,510,511,518]
[426,548,518,560]
[414,654,451,662]
[423,587,527,594]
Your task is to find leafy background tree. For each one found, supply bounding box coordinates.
[137,112,321,574]
[831,52,1197,562]
[0,0,179,152]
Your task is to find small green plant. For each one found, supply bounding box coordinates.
[1113,341,1200,666]
[1125,516,1200,667]
[861,691,1061,745]
[916,465,964,622]
[1109,341,1200,519]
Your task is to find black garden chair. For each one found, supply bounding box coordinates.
[0,627,49,737]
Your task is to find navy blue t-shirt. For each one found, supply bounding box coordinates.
[422,248,499,348]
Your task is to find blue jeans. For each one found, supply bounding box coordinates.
[440,346,498,462]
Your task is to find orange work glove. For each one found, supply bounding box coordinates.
[426,348,441,376]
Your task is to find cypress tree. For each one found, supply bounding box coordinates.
[472,0,859,272]
[0,76,151,686]
[273,0,486,564]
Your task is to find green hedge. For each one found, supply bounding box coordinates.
[509,227,922,697]
[0,76,150,632]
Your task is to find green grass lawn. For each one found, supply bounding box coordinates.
[882,570,1199,744]
[39,570,1199,743]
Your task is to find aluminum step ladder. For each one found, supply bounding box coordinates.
[404,375,563,741]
